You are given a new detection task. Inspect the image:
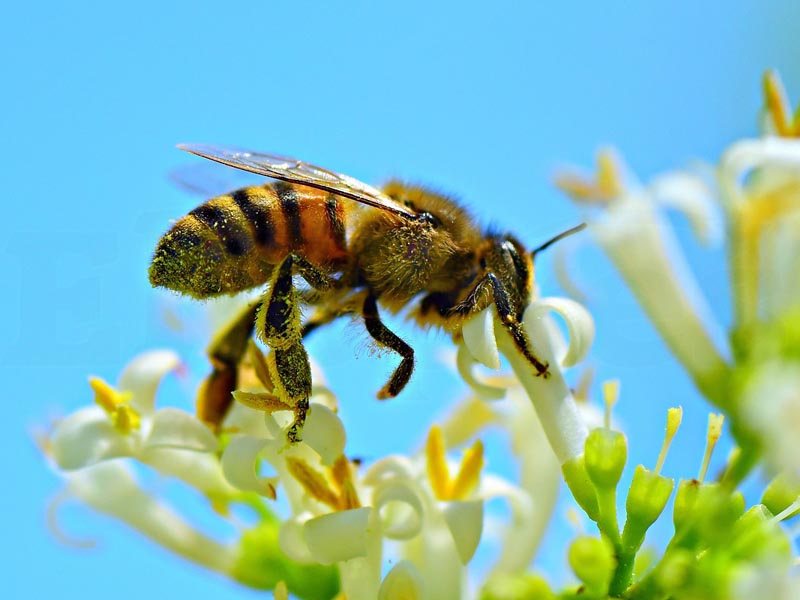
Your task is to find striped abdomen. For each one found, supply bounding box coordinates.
[149,182,349,298]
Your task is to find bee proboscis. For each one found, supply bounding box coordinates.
[150,143,582,441]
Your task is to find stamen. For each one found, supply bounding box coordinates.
[602,380,620,429]
[449,439,485,500]
[698,413,725,483]
[763,70,794,137]
[654,406,682,475]
[89,376,124,413]
[89,376,140,433]
[773,497,800,522]
[285,457,341,510]
[331,455,361,510]
[426,425,452,500]
[596,150,624,198]
[247,341,275,390]
[232,391,290,413]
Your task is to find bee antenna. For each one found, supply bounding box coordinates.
[530,223,587,257]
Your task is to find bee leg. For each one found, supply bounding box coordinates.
[485,274,550,378]
[292,255,339,291]
[198,301,260,431]
[363,293,415,399]
[257,255,312,443]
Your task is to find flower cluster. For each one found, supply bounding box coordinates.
[40,71,800,599]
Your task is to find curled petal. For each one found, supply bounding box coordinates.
[525,297,595,368]
[303,507,373,564]
[456,343,506,400]
[462,307,501,370]
[440,499,483,564]
[144,408,218,453]
[141,449,236,496]
[372,481,425,540]
[650,171,722,246]
[301,403,346,466]
[50,407,135,470]
[117,350,182,414]
[221,435,276,497]
[720,137,800,208]
[362,456,417,486]
[378,560,424,600]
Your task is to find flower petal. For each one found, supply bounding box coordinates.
[303,507,373,564]
[525,297,594,368]
[720,137,800,209]
[372,481,425,540]
[141,448,236,496]
[456,343,506,400]
[440,499,483,564]
[378,560,425,600]
[650,171,722,246]
[221,435,277,497]
[462,307,501,370]
[117,350,182,414]
[67,462,234,573]
[50,407,136,470]
[143,408,218,453]
[300,403,346,466]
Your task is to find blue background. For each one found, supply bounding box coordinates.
[3,1,799,598]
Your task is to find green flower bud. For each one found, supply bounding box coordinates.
[623,465,675,552]
[654,549,693,593]
[480,573,554,600]
[232,519,340,600]
[568,535,615,597]
[729,505,792,561]
[562,455,600,521]
[762,472,800,518]
[585,428,627,491]
[673,481,745,550]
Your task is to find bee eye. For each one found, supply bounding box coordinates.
[418,211,441,229]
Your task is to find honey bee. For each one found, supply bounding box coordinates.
[150,143,583,441]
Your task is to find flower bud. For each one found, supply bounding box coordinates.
[585,428,627,491]
[762,472,800,518]
[562,456,599,521]
[623,465,674,551]
[568,535,615,596]
[481,573,554,600]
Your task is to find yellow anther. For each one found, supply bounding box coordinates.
[555,149,624,204]
[426,425,486,501]
[602,379,620,429]
[331,455,361,510]
[699,413,725,482]
[763,70,796,137]
[449,439,484,500]
[232,390,290,413]
[285,457,341,510]
[596,150,624,198]
[655,406,683,475]
[89,376,139,433]
[426,425,452,500]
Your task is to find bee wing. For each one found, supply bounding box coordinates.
[169,161,265,198]
[178,143,418,219]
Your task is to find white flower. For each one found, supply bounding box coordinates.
[59,461,236,574]
[47,350,226,494]
[557,150,730,404]
[719,137,800,325]
[461,296,594,464]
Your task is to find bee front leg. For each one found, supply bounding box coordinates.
[198,301,259,431]
[362,293,415,399]
[485,274,550,378]
[257,255,312,443]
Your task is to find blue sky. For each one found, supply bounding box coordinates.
[2,1,799,598]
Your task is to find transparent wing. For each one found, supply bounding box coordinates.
[169,161,265,198]
[178,143,418,219]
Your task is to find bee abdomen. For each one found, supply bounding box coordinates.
[189,201,255,256]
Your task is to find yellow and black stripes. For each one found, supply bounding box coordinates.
[189,201,255,257]
[231,188,275,247]
[274,182,303,249]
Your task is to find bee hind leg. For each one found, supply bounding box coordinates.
[362,293,415,399]
[197,301,259,431]
[256,255,314,442]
